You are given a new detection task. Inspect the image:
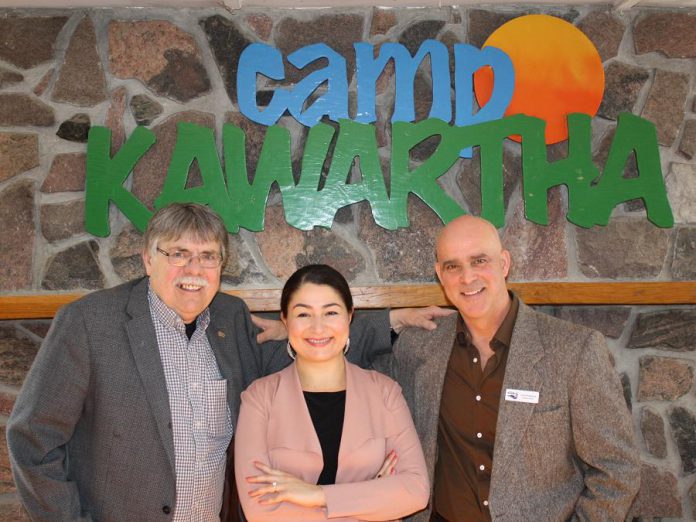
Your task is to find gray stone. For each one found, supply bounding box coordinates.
[593,125,638,178]
[0,503,30,522]
[642,69,689,147]
[20,321,50,339]
[597,62,649,121]
[634,12,696,58]
[0,66,23,88]
[276,14,364,84]
[130,94,163,126]
[0,16,68,69]
[620,372,632,412]
[0,389,16,417]
[666,162,696,224]
[221,234,269,286]
[33,68,53,96]
[668,407,696,474]
[0,182,34,291]
[41,153,86,193]
[225,111,269,182]
[0,133,39,183]
[399,20,446,55]
[678,119,696,160]
[132,111,214,209]
[42,241,105,290]
[467,10,517,48]
[358,198,440,282]
[0,93,54,127]
[109,20,209,103]
[456,147,519,216]
[0,424,17,495]
[628,309,696,351]
[256,206,366,282]
[672,227,696,280]
[577,11,624,63]
[638,356,693,402]
[640,407,667,458]
[104,87,127,154]
[629,464,682,518]
[201,16,252,106]
[370,8,397,37]
[111,225,145,282]
[690,481,696,519]
[40,201,85,242]
[245,13,273,41]
[503,188,567,281]
[0,337,38,388]
[56,113,90,143]
[576,219,669,279]
[555,307,630,339]
[52,16,107,107]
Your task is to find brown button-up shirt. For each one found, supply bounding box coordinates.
[433,293,519,522]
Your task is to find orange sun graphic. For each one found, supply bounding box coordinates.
[473,14,605,145]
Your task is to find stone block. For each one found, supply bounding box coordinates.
[105,86,127,153]
[111,225,145,282]
[666,162,696,224]
[399,20,446,55]
[0,16,68,69]
[672,227,696,280]
[620,372,632,411]
[0,504,30,522]
[690,481,696,519]
[456,147,520,216]
[221,234,268,286]
[630,463,682,518]
[668,406,696,474]
[0,93,54,127]
[642,70,689,147]
[0,336,38,388]
[41,153,86,193]
[56,113,90,143]
[0,389,17,417]
[640,407,667,458]
[0,66,23,88]
[554,307,630,339]
[678,119,696,160]
[0,426,17,494]
[634,12,696,58]
[40,200,85,242]
[33,68,53,96]
[130,94,163,127]
[575,219,669,279]
[132,111,214,209]
[370,8,397,36]
[51,16,107,107]
[109,20,209,102]
[225,111,271,182]
[358,198,440,282]
[638,356,692,402]
[577,11,624,63]
[629,309,696,351]
[42,241,104,291]
[245,13,273,41]
[20,321,51,339]
[597,62,649,121]
[0,182,34,291]
[467,10,517,48]
[0,133,39,183]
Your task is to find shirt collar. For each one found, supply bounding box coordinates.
[147,281,210,333]
[455,291,519,352]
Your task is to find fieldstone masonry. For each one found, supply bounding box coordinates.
[1,5,695,519]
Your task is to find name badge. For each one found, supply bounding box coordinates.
[505,388,539,404]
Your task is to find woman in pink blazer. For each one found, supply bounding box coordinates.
[235,264,429,521]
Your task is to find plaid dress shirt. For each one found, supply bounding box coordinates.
[149,286,233,521]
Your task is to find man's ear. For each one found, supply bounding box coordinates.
[434,261,443,284]
[142,251,153,276]
[501,249,511,278]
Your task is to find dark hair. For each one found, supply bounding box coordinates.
[280,264,354,316]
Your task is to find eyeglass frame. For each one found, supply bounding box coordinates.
[156,247,224,269]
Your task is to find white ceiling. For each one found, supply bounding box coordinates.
[1,0,695,9]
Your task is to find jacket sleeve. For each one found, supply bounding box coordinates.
[346,310,393,369]
[6,304,93,521]
[569,330,641,521]
[321,380,430,520]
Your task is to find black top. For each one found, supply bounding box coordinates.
[303,390,346,485]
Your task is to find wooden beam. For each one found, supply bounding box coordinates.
[1,282,695,320]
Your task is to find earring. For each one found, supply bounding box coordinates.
[287,342,296,360]
[343,337,350,355]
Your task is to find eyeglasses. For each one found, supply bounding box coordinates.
[156,247,223,269]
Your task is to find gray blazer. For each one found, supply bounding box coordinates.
[390,300,640,522]
[7,277,392,522]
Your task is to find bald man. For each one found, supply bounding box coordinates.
[390,216,639,522]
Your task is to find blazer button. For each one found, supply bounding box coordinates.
[162,505,171,514]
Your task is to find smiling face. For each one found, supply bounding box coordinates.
[143,235,222,323]
[434,216,511,325]
[282,282,353,364]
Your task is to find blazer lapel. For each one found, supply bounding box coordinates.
[125,278,176,475]
[337,362,378,465]
[491,303,544,489]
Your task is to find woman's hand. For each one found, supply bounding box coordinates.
[375,450,398,478]
[246,462,327,508]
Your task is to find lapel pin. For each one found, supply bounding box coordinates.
[218,330,225,338]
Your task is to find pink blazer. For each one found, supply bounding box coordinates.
[234,361,429,521]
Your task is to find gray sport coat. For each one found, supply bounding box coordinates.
[7,277,391,522]
[389,300,640,522]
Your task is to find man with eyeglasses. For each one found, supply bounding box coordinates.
[7,202,445,522]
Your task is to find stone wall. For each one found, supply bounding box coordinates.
[0,5,695,520]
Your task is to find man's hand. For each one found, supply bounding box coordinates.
[389,306,456,334]
[251,315,287,344]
